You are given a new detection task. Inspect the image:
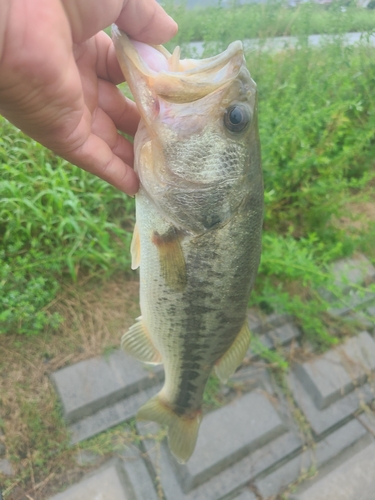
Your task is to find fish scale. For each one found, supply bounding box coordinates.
[113,25,263,463]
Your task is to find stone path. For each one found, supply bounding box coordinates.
[48,255,375,500]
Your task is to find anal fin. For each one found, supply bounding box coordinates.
[137,392,202,463]
[214,322,251,383]
[121,317,162,365]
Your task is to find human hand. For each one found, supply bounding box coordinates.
[0,0,177,195]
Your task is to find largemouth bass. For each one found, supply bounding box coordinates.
[113,26,263,463]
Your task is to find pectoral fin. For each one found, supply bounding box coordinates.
[130,223,141,270]
[121,317,162,365]
[214,322,251,383]
[152,228,186,292]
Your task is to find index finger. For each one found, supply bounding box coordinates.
[63,0,177,44]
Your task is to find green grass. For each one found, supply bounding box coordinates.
[1,7,375,493]
[0,125,134,335]
[163,0,375,47]
[1,3,375,343]
[246,39,375,345]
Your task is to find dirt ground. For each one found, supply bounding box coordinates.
[0,274,141,499]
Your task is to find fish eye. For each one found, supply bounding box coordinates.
[224,105,251,133]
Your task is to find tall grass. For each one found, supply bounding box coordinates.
[163,0,375,46]
[249,39,375,344]
[0,123,134,334]
[1,2,375,339]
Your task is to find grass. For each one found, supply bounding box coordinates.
[163,0,375,47]
[0,125,135,335]
[1,1,375,496]
[0,278,140,498]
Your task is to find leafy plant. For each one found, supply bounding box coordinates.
[1,3,375,343]
[163,0,375,49]
[0,121,134,335]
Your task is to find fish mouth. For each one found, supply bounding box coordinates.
[112,25,244,111]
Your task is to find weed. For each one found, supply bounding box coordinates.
[1,5,375,493]
[0,122,135,335]
[163,0,375,49]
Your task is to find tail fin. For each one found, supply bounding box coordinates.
[137,393,202,463]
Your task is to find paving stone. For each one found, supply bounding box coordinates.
[232,490,257,500]
[247,309,264,333]
[332,255,375,291]
[0,458,14,476]
[74,449,101,466]
[294,332,375,410]
[288,371,375,436]
[247,322,300,361]
[140,425,301,500]
[356,411,375,435]
[295,350,350,410]
[320,255,375,316]
[347,310,375,331]
[230,365,269,390]
[49,463,130,500]
[175,391,287,492]
[247,310,294,334]
[328,289,375,317]
[265,323,301,348]
[120,446,159,500]
[255,419,368,498]
[138,390,302,500]
[51,350,163,425]
[290,441,375,500]
[69,384,162,444]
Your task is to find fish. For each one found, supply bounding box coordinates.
[112,26,263,463]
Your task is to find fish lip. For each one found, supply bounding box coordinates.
[112,24,244,98]
[112,24,169,78]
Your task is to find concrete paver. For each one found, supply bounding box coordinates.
[180,390,286,491]
[290,441,375,500]
[288,371,374,436]
[69,384,162,444]
[120,446,160,500]
[138,388,302,500]
[255,419,368,498]
[332,255,375,291]
[295,331,375,410]
[140,423,301,500]
[48,253,375,500]
[51,350,163,424]
[49,464,129,500]
[233,490,257,500]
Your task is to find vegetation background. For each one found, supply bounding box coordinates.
[0,0,375,497]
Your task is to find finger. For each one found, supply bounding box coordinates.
[97,79,139,136]
[63,0,177,44]
[62,0,122,43]
[94,31,125,85]
[64,132,139,195]
[91,106,135,166]
[116,0,178,44]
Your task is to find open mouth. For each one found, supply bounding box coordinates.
[112,25,244,104]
